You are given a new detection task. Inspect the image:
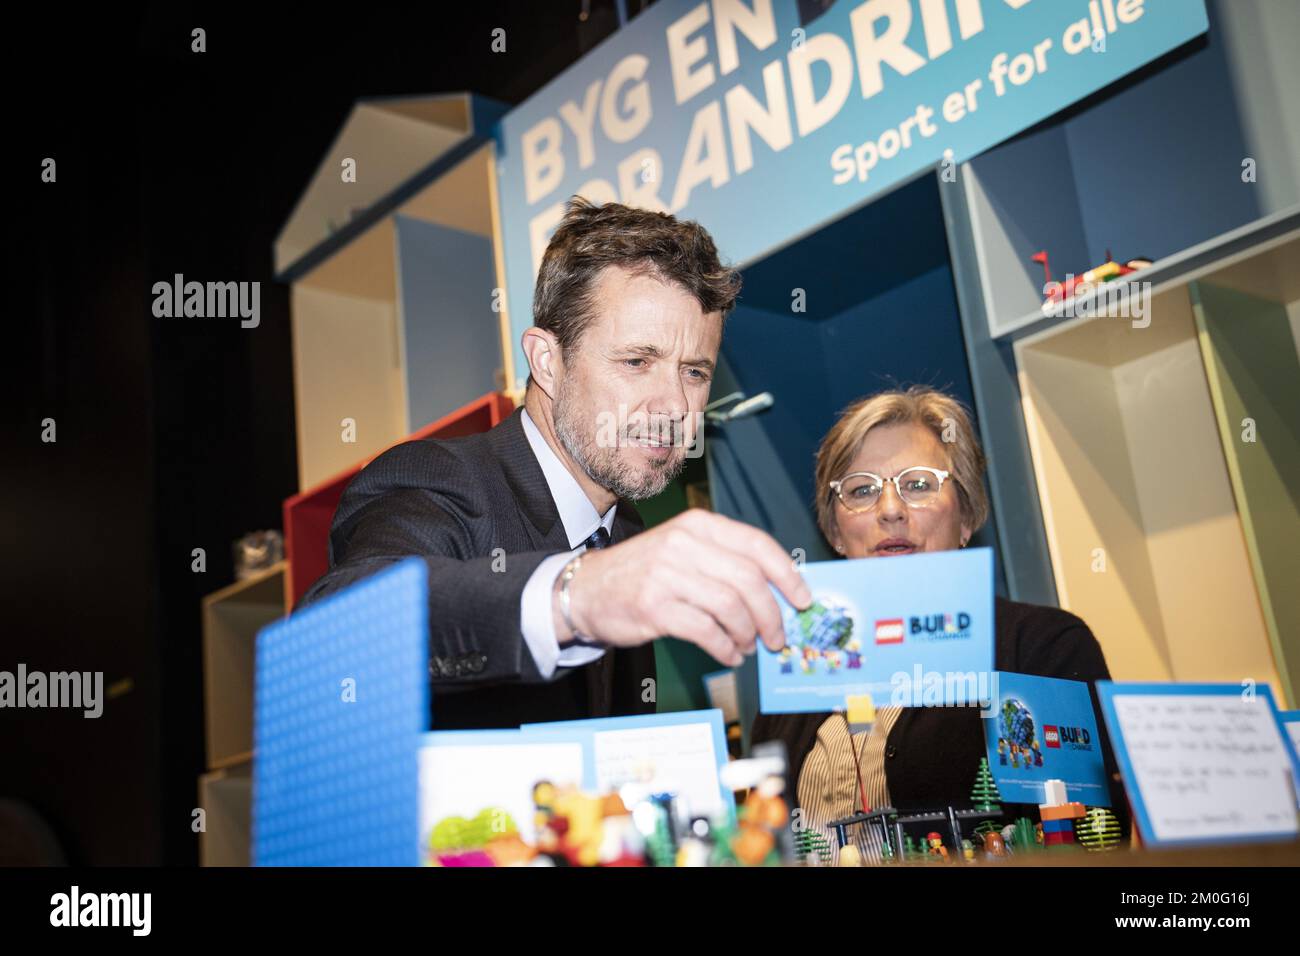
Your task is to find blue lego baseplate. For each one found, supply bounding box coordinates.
[252,557,429,866]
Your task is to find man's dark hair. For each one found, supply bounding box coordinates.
[530,196,742,363]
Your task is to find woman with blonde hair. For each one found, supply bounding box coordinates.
[750,386,1128,841]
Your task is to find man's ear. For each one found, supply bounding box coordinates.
[521,327,562,399]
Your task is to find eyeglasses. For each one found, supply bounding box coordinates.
[829,466,951,514]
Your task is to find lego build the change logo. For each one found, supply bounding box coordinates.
[777,596,864,677]
[995,695,1095,769]
[997,698,1044,770]
[909,611,973,640]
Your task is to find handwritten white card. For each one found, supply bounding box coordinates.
[1108,693,1298,844]
[591,722,723,819]
[521,710,734,820]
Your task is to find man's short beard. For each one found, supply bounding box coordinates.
[552,379,687,502]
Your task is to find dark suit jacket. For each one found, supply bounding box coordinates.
[751,597,1131,834]
[297,407,658,729]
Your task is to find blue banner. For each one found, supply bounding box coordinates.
[493,0,1208,388]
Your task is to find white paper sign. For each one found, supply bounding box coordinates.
[591,723,723,819]
[1112,695,1299,843]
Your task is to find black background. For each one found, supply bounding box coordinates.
[5,0,654,867]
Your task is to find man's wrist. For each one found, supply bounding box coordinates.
[553,555,581,647]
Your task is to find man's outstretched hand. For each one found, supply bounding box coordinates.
[553,509,812,667]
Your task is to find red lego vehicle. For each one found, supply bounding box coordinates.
[1033,249,1153,303]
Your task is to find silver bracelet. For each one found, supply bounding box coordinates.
[558,554,584,641]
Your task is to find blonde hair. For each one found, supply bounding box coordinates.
[814,386,989,546]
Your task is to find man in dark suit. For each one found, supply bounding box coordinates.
[298,196,811,729]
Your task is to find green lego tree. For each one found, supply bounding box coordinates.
[969,757,1002,813]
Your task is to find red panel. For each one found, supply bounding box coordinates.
[283,391,515,609]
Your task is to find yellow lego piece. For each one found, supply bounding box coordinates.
[1082,260,1122,283]
[846,694,875,725]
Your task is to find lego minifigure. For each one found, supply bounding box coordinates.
[846,639,862,669]
[926,831,948,860]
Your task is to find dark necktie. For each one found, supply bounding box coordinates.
[583,525,610,551]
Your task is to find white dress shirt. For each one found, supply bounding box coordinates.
[518,408,615,679]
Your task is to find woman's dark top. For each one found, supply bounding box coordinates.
[750,596,1130,834]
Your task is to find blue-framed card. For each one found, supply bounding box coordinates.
[1096,682,1300,848]
[981,672,1109,806]
[758,548,995,714]
[1280,711,1300,761]
[522,709,734,821]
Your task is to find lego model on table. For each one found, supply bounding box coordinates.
[825,756,1008,863]
[1038,778,1087,849]
[531,782,645,867]
[827,805,1005,864]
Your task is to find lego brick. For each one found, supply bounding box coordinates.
[253,558,429,866]
[1039,801,1087,821]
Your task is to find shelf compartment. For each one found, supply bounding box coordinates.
[201,562,287,769]
[1015,283,1283,699]
[198,762,251,867]
[1190,234,1300,705]
[286,123,505,491]
[962,0,1300,340]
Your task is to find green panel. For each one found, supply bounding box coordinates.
[636,455,719,714]
[653,638,714,714]
[1191,280,1300,707]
